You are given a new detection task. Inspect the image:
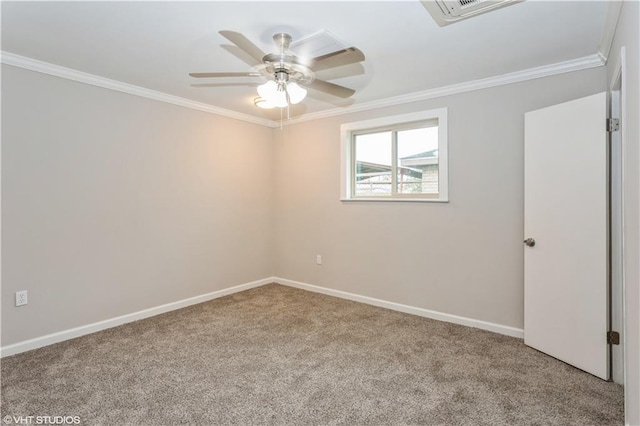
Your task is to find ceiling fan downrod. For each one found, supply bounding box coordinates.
[273,33,291,53]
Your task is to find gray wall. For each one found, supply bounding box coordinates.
[607,2,640,423]
[273,67,606,330]
[1,65,274,346]
[2,49,631,422]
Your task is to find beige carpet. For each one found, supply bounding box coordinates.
[1,284,623,425]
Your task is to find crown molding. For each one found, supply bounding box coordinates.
[597,0,623,64]
[1,51,278,128]
[283,53,606,126]
[3,50,604,129]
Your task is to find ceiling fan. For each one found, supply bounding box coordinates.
[189,31,365,109]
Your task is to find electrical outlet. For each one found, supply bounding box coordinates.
[316,255,322,265]
[16,290,28,307]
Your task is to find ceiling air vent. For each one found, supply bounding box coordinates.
[421,0,523,27]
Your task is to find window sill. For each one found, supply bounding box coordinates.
[340,197,449,203]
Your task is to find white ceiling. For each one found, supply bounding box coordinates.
[1,1,608,122]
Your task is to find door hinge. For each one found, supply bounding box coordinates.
[607,118,620,132]
[607,331,620,345]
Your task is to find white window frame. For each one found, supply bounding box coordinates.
[340,108,448,202]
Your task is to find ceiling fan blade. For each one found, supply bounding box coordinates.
[309,47,365,72]
[316,63,365,80]
[219,30,266,64]
[189,72,261,78]
[190,82,260,88]
[221,45,261,67]
[305,79,355,98]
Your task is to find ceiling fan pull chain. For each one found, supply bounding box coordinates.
[287,92,290,121]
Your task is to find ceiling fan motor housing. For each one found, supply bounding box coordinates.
[262,53,315,84]
[259,33,314,85]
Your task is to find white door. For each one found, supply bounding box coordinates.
[524,92,608,380]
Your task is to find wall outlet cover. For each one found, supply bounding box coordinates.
[16,290,28,306]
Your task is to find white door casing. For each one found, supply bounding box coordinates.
[610,68,624,385]
[524,92,608,380]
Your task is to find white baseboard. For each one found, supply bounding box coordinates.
[274,277,524,339]
[2,276,523,357]
[0,277,274,357]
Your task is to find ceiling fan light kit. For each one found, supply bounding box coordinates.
[257,81,287,108]
[285,83,307,104]
[256,75,308,108]
[190,30,365,112]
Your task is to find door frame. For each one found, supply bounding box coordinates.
[609,44,627,405]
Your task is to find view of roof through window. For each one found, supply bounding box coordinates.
[354,126,439,196]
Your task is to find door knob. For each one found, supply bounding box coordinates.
[524,238,535,247]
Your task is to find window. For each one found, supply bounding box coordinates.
[340,108,448,202]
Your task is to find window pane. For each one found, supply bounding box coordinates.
[397,127,439,195]
[354,131,392,196]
